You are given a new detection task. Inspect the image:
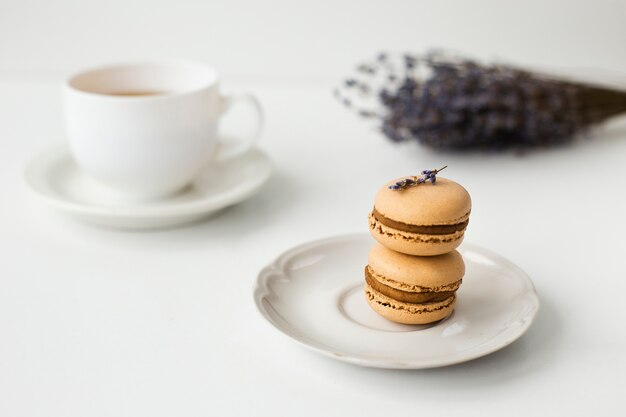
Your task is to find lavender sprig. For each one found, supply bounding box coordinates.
[337,52,626,150]
[389,165,448,190]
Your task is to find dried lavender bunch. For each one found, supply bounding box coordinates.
[336,52,626,149]
[389,165,447,190]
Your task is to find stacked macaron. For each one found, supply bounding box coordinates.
[365,171,471,324]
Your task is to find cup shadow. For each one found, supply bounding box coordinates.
[167,168,301,234]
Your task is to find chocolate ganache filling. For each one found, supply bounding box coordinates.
[365,267,456,304]
[372,208,468,235]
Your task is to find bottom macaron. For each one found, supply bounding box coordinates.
[363,243,465,325]
[365,283,456,325]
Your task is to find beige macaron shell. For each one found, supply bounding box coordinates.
[368,243,465,289]
[374,177,471,226]
[368,212,465,256]
[365,284,456,324]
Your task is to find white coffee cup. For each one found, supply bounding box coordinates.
[65,61,263,200]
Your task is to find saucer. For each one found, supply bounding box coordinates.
[24,146,272,229]
[254,234,539,369]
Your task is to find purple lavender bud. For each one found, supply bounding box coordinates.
[359,110,377,118]
[357,64,376,75]
[404,55,416,70]
[422,170,432,175]
[430,176,436,184]
[417,178,425,183]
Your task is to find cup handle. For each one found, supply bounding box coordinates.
[216,93,264,160]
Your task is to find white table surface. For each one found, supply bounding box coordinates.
[1,1,626,416]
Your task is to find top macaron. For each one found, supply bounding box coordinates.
[368,177,471,256]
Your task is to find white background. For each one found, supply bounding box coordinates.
[1,1,625,416]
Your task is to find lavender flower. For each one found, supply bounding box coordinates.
[337,52,626,150]
[389,166,447,190]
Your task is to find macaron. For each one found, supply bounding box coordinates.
[364,243,465,324]
[368,177,471,256]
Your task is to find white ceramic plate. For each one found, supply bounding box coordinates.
[254,234,539,369]
[24,146,272,229]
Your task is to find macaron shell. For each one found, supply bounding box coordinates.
[367,243,465,290]
[375,177,471,226]
[369,212,465,256]
[365,283,455,324]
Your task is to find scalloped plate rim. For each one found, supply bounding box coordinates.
[253,233,540,369]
